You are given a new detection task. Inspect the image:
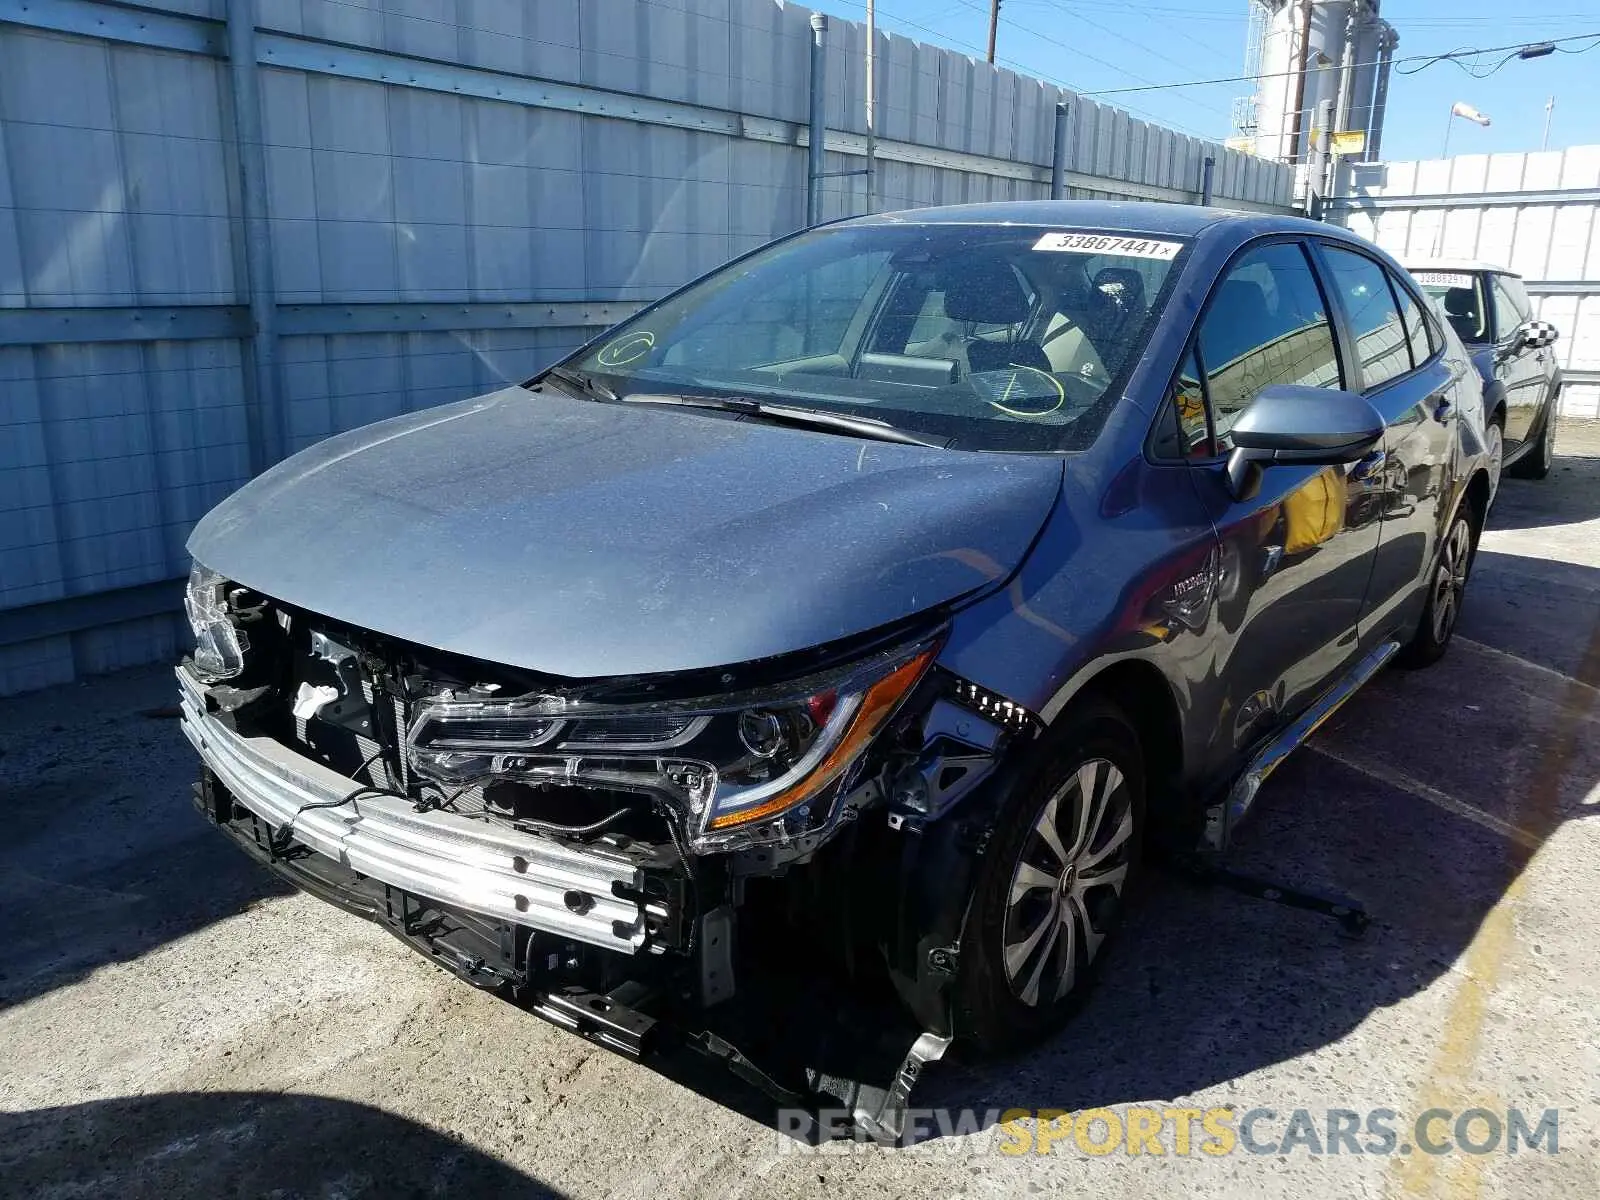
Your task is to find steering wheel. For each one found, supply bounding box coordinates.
[966,365,1059,418]
[969,365,1102,421]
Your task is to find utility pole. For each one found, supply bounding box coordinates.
[865,0,877,213]
[986,0,1001,64]
[1542,96,1555,151]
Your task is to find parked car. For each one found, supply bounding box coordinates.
[1404,258,1562,492]
[180,201,1492,1130]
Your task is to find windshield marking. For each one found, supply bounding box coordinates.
[596,331,656,367]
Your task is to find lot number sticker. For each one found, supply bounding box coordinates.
[1412,271,1475,289]
[1032,232,1183,259]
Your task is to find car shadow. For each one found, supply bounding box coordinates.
[902,536,1600,1140]
[0,1091,564,1198]
[663,548,1600,1144]
[0,667,295,1012]
[4,486,1596,1155]
[1484,424,1600,532]
[609,590,1600,1145]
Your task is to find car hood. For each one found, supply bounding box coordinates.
[188,387,1063,678]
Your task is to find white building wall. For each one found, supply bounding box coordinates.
[1335,148,1600,421]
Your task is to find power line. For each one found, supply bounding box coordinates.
[949,0,1237,122]
[1076,31,1600,96]
[1398,33,1600,77]
[825,0,1222,137]
[1026,0,1240,76]
[1014,0,1596,25]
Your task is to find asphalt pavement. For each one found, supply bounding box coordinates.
[2,422,1597,1200]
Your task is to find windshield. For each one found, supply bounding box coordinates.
[1412,269,1488,344]
[566,223,1190,451]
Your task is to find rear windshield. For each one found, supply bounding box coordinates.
[1413,270,1488,343]
[568,223,1190,451]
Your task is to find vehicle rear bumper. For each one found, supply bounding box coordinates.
[177,665,653,954]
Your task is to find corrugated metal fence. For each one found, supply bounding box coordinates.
[0,0,1292,695]
[1331,147,1600,420]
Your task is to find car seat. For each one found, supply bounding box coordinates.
[939,258,1052,374]
[1087,267,1146,347]
[1442,287,1482,342]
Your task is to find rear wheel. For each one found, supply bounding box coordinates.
[952,699,1145,1053]
[1397,507,1476,668]
[1508,404,1555,480]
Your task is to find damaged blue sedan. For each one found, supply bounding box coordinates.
[179,200,1491,1134]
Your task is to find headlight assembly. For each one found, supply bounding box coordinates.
[185,561,248,682]
[406,641,938,853]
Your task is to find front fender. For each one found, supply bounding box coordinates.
[875,740,1029,1037]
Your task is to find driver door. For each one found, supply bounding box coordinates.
[1176,240,1383,755]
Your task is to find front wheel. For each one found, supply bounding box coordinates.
[1397,507,1476,668]
[951,699,1145,1053]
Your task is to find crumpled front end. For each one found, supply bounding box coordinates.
[179,665,660,954]
[177,559,1038,1119]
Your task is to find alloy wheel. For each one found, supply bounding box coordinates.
[1430,518,1473,644]
[1001,758,1134,1007]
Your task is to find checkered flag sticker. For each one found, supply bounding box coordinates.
[1524,319,1560,348]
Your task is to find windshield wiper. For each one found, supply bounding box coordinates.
[541,365,618,402]
[620,394,948,449]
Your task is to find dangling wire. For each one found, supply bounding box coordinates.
[267,748,399,856]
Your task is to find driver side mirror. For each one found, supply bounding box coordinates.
[1518,320,1559,351]
[1224,385,1385,501]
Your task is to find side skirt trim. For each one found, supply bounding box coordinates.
[1201,639,1401,850]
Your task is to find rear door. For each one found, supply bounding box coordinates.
[1490,273,1546,448]
[1172,239,1382,751]
[1314,243,1455,644]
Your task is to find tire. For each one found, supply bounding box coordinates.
[951,698,1145,1054]
[1397,506,1477,669]
[1508,404,1555,480]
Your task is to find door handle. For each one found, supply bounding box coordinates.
[1350,449,1387,481]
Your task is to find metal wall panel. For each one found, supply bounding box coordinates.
[0,27,236,306]
[279,325,594,455]
[0,0,1293,694]
[1335,147,1600,420]
[0,337,251,608]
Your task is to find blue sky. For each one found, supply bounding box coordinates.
[817,0,1600,162]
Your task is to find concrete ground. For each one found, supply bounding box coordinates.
[3,423,1598,1200]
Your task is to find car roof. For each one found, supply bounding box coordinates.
[1401,256,1517,277]
[844,199,1329,238]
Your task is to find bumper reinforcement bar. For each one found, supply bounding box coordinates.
[179,666,652,953]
